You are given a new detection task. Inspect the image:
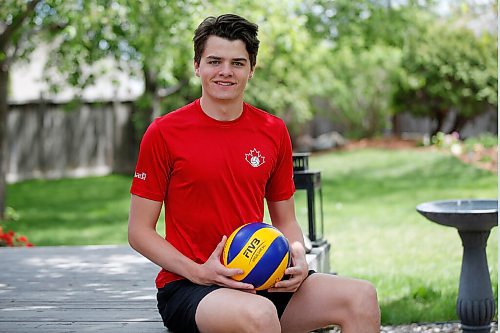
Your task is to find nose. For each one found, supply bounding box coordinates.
[218,62,233,77]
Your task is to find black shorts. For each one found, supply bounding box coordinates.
[157,270,315,333]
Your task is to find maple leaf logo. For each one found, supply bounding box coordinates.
[245,148,265,168]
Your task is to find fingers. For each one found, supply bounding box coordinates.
[267,276,300,292]
[268,242,308,292]
[211,235,227,259]
[214,272,254,290]
[268,268,305,292]
[208,236,255,290]
[220,266,243,278]
[225,280,255,290]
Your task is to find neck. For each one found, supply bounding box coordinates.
[200,96,244,121]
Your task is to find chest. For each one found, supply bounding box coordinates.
[168,125,280,187]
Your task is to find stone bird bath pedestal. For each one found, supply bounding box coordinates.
[416,199,497,333]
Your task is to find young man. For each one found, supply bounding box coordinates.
[128,14,380,333]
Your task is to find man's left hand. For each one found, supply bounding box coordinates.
[267,241,308,293]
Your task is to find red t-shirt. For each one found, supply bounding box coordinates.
[130,99,295,288]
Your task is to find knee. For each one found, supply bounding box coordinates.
[350,280,380,323]
[240,298,280,333]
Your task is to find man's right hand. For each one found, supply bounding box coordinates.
[191,235,255,292]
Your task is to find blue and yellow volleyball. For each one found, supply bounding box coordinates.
[222,222,290,290]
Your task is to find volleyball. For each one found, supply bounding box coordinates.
[222,222,290,290]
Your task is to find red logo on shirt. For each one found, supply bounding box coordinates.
[245,149,265,168]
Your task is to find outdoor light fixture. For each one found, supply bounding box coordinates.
[292,153,326,247]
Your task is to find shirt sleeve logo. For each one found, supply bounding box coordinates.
[245,148,265,168]
[134,172,147,180]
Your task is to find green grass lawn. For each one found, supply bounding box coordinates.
[300,148,498,325]
[2,147,497,325]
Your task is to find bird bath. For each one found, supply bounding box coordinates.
[417,199,498,333]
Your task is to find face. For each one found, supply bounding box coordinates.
[194,36,254,103]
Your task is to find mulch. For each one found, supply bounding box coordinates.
[380,322,498,333]
[323,322,498,332]
[342,137,421,150]
[340,137,497,173]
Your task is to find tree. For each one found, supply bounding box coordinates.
[393,14,497,135]
[1,0,44,219]
[43,0,200,139]
[316,43,402,138]
[302,0,497,137]
[1,1,204,218]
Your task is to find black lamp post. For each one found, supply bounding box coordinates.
[292,153,326,247]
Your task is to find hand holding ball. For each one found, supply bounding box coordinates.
[222,223,290,290]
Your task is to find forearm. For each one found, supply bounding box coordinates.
[267,196,305,247]
[274,218,305,248]
[128,224,200,281]
[128,194,201,282]
[266,196,309,292]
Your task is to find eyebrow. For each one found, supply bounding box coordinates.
[206,55,248,62]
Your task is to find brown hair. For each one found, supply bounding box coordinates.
[193,14,260,69]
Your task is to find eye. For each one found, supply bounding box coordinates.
[208,60,220,65]
[233,61,244,67]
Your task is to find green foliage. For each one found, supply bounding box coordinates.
[4,206,20,221]
[430,131,460,148]
[1,0,43,64]
[35,0,201,137]
[188,0,325,129]
[393,11,497,127]
[315,43,402,138]
[3,0,497,138]
[304,0,497,136]
[464,133,498,150]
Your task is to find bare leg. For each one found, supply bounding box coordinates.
[280,273,380,333]
[196,288,282,333]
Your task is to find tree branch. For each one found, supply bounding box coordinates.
[0,0,42,52]
[157,79,190,98]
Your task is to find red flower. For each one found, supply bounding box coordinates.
[16,236,28,243]
[0,227,33,247]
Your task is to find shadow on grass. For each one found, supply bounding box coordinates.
[381,285,457,324]
[380,277,499,325]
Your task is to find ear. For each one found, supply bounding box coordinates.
[249,67,255,79]
[194,60,200,77]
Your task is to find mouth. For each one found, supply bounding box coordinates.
[214,81,236,86]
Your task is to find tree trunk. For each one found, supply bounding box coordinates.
[366,106,378,138]
[450,113,469,136]
[431,108,448,136]
[144,66,159,120]
[0,0,42,220]
[391,113,402,138]
[0,67,9,220]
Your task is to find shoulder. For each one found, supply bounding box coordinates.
[244,103,287,130]
[142,100,199,144]
[153,100,199,128]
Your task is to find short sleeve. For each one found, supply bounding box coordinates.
[130,120,170,202]
[265,121,295,201]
